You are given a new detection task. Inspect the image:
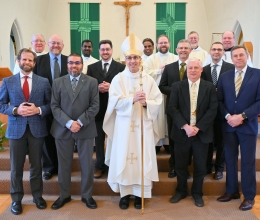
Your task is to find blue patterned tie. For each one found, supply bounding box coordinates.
[211,64,218,86]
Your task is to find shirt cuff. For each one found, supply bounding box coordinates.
[77,119,83,127]
[66,120,73,129]
[225,113,230,120]
[38,107,42,115]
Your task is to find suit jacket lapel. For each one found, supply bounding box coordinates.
[64,75,74,102]
[14,74,25,101]
[96,61,104,77]
[29,74,40,101]
[205,65,213,83]
[237,67,253,98]
[45,54,53,84]
[73,74,86,101]
[181,80,190,112]
[105,59,117,79]
[197,80,207,109]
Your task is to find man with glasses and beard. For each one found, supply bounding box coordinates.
[50,53,99,210]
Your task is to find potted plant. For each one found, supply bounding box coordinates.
[0,121,8,151]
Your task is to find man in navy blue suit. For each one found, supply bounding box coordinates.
[0,48,51,215]
[217,46,260,211]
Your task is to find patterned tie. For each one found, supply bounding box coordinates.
[180,63,186,80]
[54,57,60,79]
[211,64,218,86]
[23,76,29,101]
[235,71,243,96]
[103,63,109,75]
[190,83,197,126]
[71,78,77,95]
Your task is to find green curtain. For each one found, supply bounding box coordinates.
[156,3,186,53]
[70,3,100,59]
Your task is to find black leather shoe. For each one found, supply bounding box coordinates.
[168,169,177,178]
[156,146,161,154]
[193,195,204,207]
[164,145,170,154]
[51,196,71,210]
[119,195,130,210]
[213,171,223,180]
[134,196,141,209]
[43,172,53,180]
[11,201,22,215]
[81,197,97,209]
[170,193,186,203]
[239,199,255,211]
[217,192,240,202]
[33,197,47,209]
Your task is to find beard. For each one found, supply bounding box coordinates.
[68,70,81,77]
[19,63,33,73]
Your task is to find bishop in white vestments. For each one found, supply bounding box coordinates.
[104,34,162,210]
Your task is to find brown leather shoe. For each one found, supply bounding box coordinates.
[239,199,255,211]
[94,170,103,179]
[217,192,240,202]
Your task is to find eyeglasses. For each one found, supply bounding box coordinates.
[100,48,111,52]
[125,56,140,61]
[211,48,223,52]
[67,61,82,65]
[49,41,62,46]
[157,42,169,45]
[178,47,190,50]
[32,40,45,43]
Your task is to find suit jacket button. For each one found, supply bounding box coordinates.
[235,101,237,103]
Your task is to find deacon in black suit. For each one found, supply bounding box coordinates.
[159,39,191,178]
[33,34,68,180]
[201,42,234,180]
[168,58,217,207]
[87,40,125,179]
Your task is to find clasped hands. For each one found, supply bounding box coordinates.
[17,102,40,116]
[98,81,110,93]
[227,114,243,127]
[133,91,147,106]
[70,121,81,133]
[183,124,199,137]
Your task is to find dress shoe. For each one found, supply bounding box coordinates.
[170,192,186,203]
[239,199,255,211]
[81,197,97,209]
[94,169,103,179]
[155,146,161,154]
[193,195,204,207]
[51,196,71,210]
[163,145,170,154]
[11,201,22,215]
[74,145,78,153]
[168,169,177,178]
[217,192,240,202]
[187,171,191,179]
[134,196,141,209]
[33,197,47,209]
[43,172,53,180]
[119,195,130,210]
[213,171,223,180]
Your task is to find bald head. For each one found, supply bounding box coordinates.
[222,31,235,50]
[48,34,64,55]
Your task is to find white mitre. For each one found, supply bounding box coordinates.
[121,33,144,56]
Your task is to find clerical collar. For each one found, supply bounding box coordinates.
[82,54,92,61]
[158,51,170,56]
[32,49,47,56]
[192,46,202,52]
[224,47,234,52]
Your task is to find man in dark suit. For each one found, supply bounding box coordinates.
[50,53,99,210]
[33,34,68,180]
[168,58,217,207]
[217,46,260,211]
[0,49,51,215]
[159,39,191,178]
[87,40,125,179]
[201,42,234,180]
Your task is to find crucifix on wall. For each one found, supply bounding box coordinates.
[114,0,141,36]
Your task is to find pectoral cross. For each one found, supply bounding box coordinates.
[129,87,137,96]
[114,0,141,36]
[127,153,138,164]
[130,120,139,132]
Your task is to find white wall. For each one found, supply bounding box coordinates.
[0,0,259,68]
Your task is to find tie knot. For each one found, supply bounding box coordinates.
[104,63,109,67]
[192,82,196,88]
[238,71,243,75]
[72,78,77,82]
[180,63,186,67]
[213,64,218,68]
[54,57,58,61]
[24,76,28,80]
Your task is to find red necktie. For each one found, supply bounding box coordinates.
[23,76,29,101]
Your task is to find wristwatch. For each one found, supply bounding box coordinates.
[241,112,247,120]
[13,107,18,116]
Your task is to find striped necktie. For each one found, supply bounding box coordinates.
[211,64,218,86]
[71,78,77,96]
[180,63,186,80]
[54,57,60,79]
[235,71,243,96]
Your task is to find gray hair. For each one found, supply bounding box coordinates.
[186,58,203,68]
[177,39,191,49]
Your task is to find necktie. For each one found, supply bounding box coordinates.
[211,64,218,86]
[235,71,243,96]
[54,57,60,79]
[23,76,29,101]
[71,78,77,95]
[103,63,109,75]
[190,83,197,126]
[180,63,186,80]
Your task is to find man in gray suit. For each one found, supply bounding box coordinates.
[0,48,52,215]
[50,53,99,210]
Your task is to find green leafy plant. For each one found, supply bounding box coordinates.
[0,121,8,151]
